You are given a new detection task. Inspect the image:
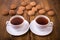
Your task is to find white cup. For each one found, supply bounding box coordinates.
[6,15,25,29]
[34,15,53,29]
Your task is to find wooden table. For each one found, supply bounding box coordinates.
[0,0,60,40]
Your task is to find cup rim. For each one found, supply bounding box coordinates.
[9,15,24,26]
[34,15,50,26]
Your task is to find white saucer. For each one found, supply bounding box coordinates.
[6,20,29,36]
[30,20,53,36]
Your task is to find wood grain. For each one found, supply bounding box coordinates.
[0,0,60,40]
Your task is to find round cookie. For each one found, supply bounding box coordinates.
[18,6,25,11]
[47,10,55,16]
[32,7,37,12]
[2,9,9,15]
[17,10,23,15]
[9,10,16,15]
[28,10,35,15]
[21,2,27,6]
[30,2,36,7]
[10,4,17,10]
[26,5,32,10]
[39,9,46,15]
[36,4,42,10]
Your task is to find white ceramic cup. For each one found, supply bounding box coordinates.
[6,15,25,29]
[34,15,53,29]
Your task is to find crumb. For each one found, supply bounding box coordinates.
[30,2,36,6]
[28,10,35,15]
[39,9,46,15]
[17,10,23,15]
[9,10,16,15]
[47,10,55,16]
[36,4,41,9]
[18,6,25,11]
[26,5,32,10]
[10,4,17,10]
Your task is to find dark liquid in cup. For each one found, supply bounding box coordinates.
[11,17,23,25]
[36,17,48,25]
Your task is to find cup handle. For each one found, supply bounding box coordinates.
[49,22,53,27]
[50,22,53,25]
[6,21,9,25]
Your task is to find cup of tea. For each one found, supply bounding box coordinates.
[6,15,25,29]
[34,15,53,29]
